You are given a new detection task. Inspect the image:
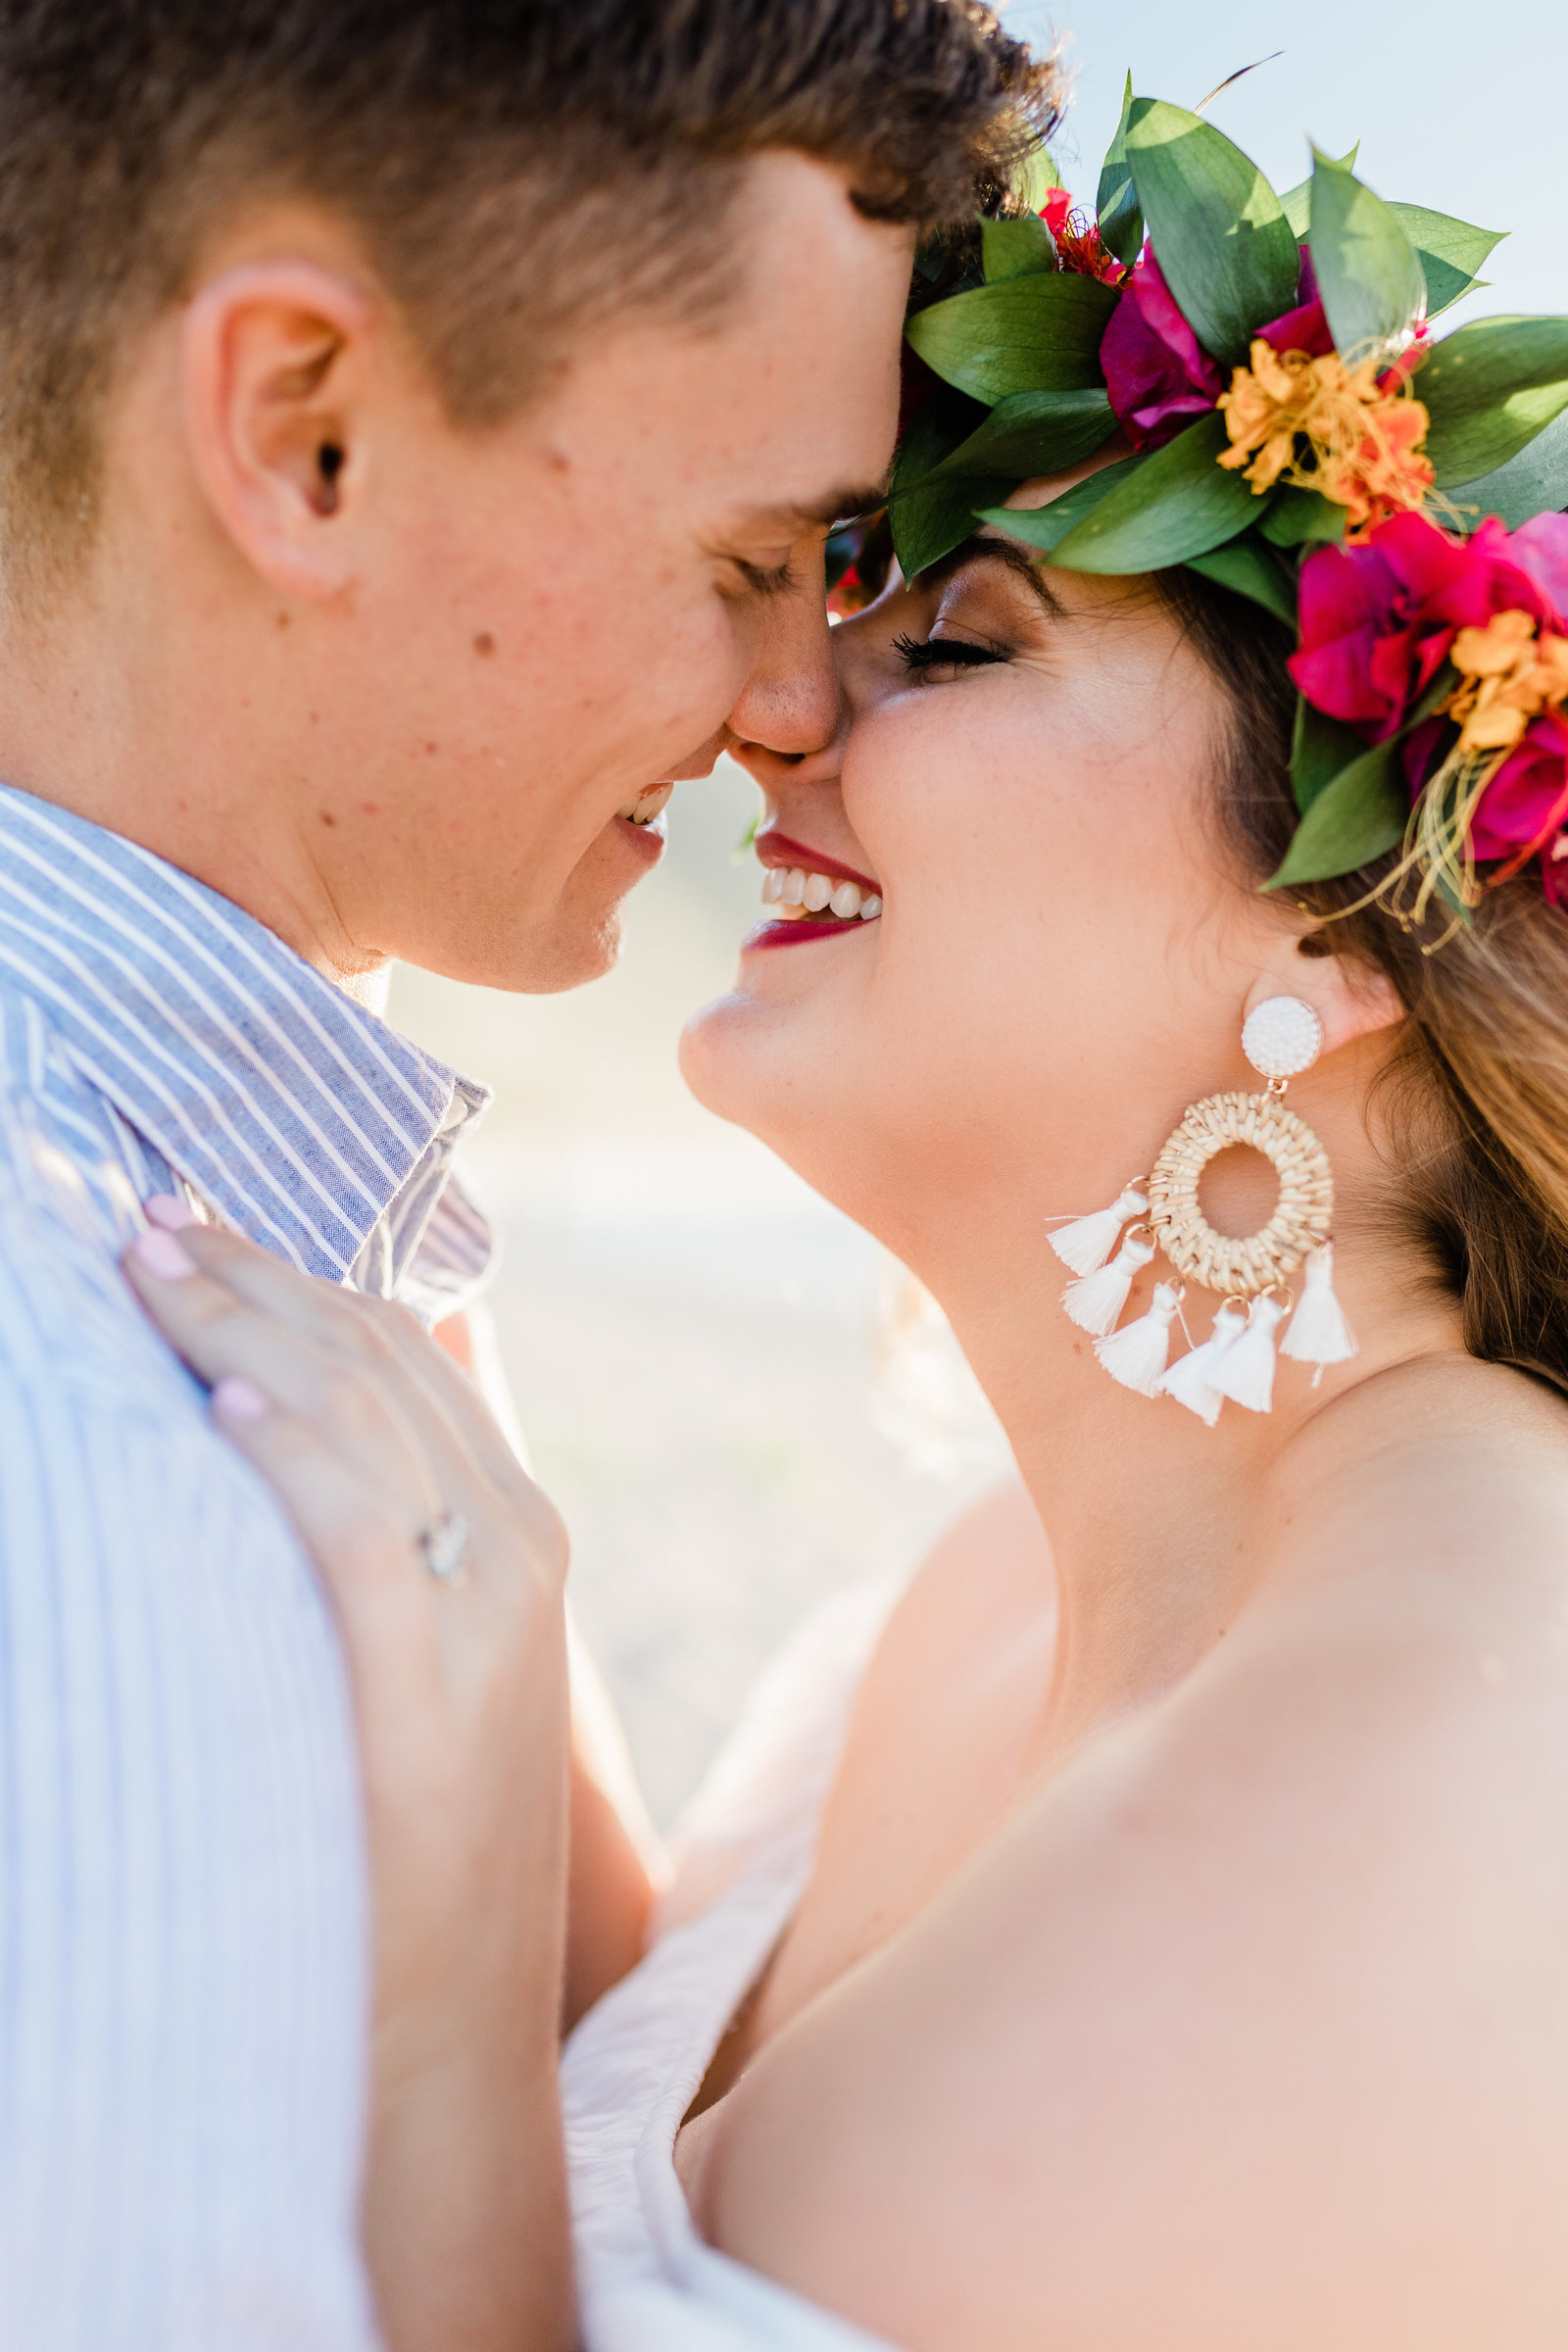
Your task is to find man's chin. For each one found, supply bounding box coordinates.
[510,904,627,995]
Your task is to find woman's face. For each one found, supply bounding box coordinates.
[679,531,1297,1272]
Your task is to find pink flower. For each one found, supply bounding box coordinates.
[1469,710,1568,891]
[1255,249,1335,361]
[1292,513,1568,742]
[1100,248,1224,450]
[1101,245,1334,453]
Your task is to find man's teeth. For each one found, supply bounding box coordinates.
[760,865,882,921]
[617,782,673,826]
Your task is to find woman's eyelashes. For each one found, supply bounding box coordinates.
[893,630,1008,678]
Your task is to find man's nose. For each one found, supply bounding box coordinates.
[722,570,845,791]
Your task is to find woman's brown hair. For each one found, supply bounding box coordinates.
[1161,565,1568,1396]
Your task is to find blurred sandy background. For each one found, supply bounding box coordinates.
[389,761,1010,1826]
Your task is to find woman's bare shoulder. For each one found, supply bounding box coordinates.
[696,1361,1568,2352]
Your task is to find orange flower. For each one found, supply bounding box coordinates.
[1216,339,1434,536]
[1444,609,1568,753]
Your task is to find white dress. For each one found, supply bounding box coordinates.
[562,1581,903,2352]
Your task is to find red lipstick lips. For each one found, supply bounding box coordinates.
[754,831,880,894]
[746,831,883,951]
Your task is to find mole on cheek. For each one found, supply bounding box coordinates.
[473,631,496,658]
[318,810,336,828]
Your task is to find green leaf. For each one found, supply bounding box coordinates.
[977,455,1146,557]
[888,394,1002,579]
[1014,144,1064,211]
[982,215,1055,283]
[1042,412,1262,572]
[1417,317,1568,483]
[1258,487,1348,546]
[1186,535,1299,628]
[890,474,1009,581]
[1280,146,1359,236]
[1096,74,1144,269]
[931,388,1116,479]
[1308,151,1426,358]
[1290,698,1367,813]
[1125,99,1300,364]
[1267,737,1407,886]
[905,273,1120,406]
[1387,204,1503,320]
[1446,406,1568,529]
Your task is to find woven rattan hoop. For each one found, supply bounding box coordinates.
[1147,1089,1333,1298]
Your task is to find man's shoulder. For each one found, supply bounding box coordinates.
[0,1050,198,1424]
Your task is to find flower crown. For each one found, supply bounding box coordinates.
[870,85,1568,935]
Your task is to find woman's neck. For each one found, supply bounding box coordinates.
[916,1192,1464,1765]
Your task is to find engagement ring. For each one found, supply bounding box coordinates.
[417,1510,470,1588]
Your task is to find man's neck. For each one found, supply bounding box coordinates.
[0,586,376,990]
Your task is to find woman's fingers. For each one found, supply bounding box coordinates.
[123,1226,448,1518]
[122,1216,568,1601]
[136,1208,526,1493]
[210,1375,440,1661]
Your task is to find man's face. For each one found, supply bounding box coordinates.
[321,153,912,991]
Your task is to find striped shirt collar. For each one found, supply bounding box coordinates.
[0,781,490,1282]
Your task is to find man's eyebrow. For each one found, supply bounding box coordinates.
[733,483,892,534]
[918,532,1064,614]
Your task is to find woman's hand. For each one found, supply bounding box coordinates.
[124,1203,574,2352]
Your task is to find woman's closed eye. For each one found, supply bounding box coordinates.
[893,631,1008,680]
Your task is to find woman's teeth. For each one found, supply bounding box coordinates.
[617,782,673,826]
[760,865,882,922]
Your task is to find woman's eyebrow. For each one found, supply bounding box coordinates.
[917,534,1063,615]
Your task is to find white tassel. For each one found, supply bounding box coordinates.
[1062,1233,1154,1337]
[1157,1301,1247,1426]
[1095,1281,1182,1396]
[1210,1294,1288,1414]
[1047,1185,1149,1278]
[1278,1244,1358,1384]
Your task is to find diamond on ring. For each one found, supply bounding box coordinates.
[418,1509,470,1587]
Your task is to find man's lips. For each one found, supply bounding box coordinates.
[754,830,880,895]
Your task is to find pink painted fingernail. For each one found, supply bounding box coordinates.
[130,1228,198,1281]
[145,1193,197,1232]
[212,1375,269,1425]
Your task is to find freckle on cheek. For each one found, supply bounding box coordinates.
[473,631,496,658]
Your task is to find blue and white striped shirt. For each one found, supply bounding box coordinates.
[0,783,494,2349]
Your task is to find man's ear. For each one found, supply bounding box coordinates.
[181,261,378,600]
[1245,929,1404,1059]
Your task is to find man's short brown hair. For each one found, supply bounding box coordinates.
[0,0,1058,585]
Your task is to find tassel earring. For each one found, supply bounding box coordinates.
[1062,1230,1154,1336]
[1096,1280,1182,1396]
[1208,1292,1289,1414]
[1046,1183,1149,1277]
[1158,1300,1248,1426]
[1053,994,1352,1424]
[1277,1243,1357,1383]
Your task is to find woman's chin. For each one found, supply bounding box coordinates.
[679,987,861,1194]
[678,987,780,1128]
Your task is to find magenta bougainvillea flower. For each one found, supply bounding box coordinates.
[1291,513,1568,743]
[1254,249,1335,362]
[1465,710,1568,890]
[1100,246,1335,453]
[1099,248,1224,449]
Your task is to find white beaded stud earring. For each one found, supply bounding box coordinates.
[1047,995,1357,1422]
